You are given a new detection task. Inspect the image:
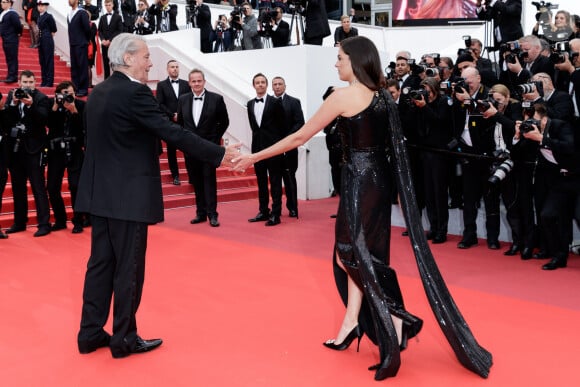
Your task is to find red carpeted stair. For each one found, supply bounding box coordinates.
[0,32,258,227]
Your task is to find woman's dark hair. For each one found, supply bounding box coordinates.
[340,36,385,91]
[420,77,440,95]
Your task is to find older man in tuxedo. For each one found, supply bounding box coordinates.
[156,60,190,185]
[271,76,304,218]
[76,33,240,358]
[247,73,288,226]
[178,69,229,227]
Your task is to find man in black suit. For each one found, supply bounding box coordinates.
[272,76,304,218]
[178,69,229,227]
[303,0,330,45]
[156,59,190,185]
[76,33,240,358]
[0,0,23,83]
[270,7,289,48]
[3,70,52,237]
[67,0,91,97]
[149,0,178,33]
[191,0,212,53]
[520,72,574,123]
[98,0,123,79]
[476,0,523,50]
[247,73,288,226]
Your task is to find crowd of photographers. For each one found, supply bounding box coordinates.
[383,3,579,270]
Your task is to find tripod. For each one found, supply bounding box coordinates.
[482,18,500,76]
[288,9,305,45]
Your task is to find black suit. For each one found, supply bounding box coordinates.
[0,8,23,81]
[477,0,523,49]
[270,19,289,48]
[193,3,212,53]
[76,72,225,356]
[247,95,288,217]
[98,13,123,79]
[303,0,330,45]
[279,93,304,215]
[178,90,229,218]
[68,8,91,95]
[4,89,51,231]
[156,77,190,180]
[149,3,178,33]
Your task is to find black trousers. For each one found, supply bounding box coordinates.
[8,150,50,228]
[254,155,283,217]
[533,160,561,253]
[0,147,8,225]
[165,141,179,179]
[501,162,535,249]
[78,216,148,354]
[185,155,218,218]
[422,152,449,236]
[282,149,298,213]
[38,38,54,86]
[2,41,19,80]
[70,44,89,94]
[101,44,111,79]
[47,150,83,226]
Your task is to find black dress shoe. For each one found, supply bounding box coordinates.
[5,224,26,234]
[504,244,520,256]
[248,212,270,222]
[542,258,567,270]
[34,227,51,237]
[111,336,163,358]
[0,231,8,239]
[432,234,447,244]
[172,177,181,185]
[330,214,337,218]
[1,78,17,83]
[533,250,548,259]
[72,225,84,234]
[78,334,111,354]
[520,247,533,260]
[190,215,207,224]
[209,216,220,227]
[265,215,281,226]
[457,238,478,249]
[51,222,67,231]
[487,240,500,250]
[426,231,435,240]
[288,210,298,218]
[401,230,409,236]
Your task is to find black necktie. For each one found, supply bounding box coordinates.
[194,97,203,100]
[171,80,179,84]
[255,98,264,103]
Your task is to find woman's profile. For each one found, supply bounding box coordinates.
[232,36,492,381]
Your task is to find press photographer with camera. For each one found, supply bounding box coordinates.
[532,4,574,43]
[233,2,262,50]
[269,7,289,47]
[303,0,330,45]
[476,0,523,50]
[45,81,87,233]
[520,72,574,122]
[210,14,233,52]
[514,103,577,270]
[3,70,51,237]
[149,0,178,33]
[133,0,154,35]
[190,0,212,53]
[552,38,580,120]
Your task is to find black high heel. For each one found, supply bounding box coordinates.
[323,325,363,352]
[368,352,401,380]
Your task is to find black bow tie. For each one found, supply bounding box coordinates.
[171,80,179,84]
[107,13,113,16]
[194,97,203,100]
[255,98,264,103]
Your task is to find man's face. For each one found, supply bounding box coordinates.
[461,68,480,95]
[37,4,47,12]
[456,61,474,74]
[189,72,205,95]
[19,75,36,90]
[167,61,179,78]
[104,1,113,12]
[271,78,286,97]
[242,5,251,16]
[1,0,10,11]
[341,18,351,32]
[275,9,282,22]
[253,76,268,96]
[69,0,78,8]
[395,59,409,77]
[125,40,152,84]
[469,43,482,59]
[60,85,75,96]
[387,86,400,101]
[533,112,548,130]
[520,41,539,62]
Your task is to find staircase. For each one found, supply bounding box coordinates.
[0,31,258,227]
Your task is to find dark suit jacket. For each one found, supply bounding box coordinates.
[194,3,212,53]
[539,118,576,170]
[477,0,523,48]
[0,9,23,43]
[68,8,91,46]
[76,72,225,224]
[156,78,190,119]
[452,85,496,155]
[544,90,574,123]
[247,95,287,153]
[303,0,330,41]
[271,19,290,48]
[149,3,178,33]
[177,90,229,144]
[98,12,123,41]
[4,89,50,154]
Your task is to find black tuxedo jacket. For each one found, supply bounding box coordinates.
[539,118,576,170]
[76,72,225,224]
[98,13,123,41]
[477,0,523,48]
[156,78,190,119]
[4,89,50,154]
[280,94,304,136]
[177,90,229,144]
[247,95,288,153]
[452,85,496,155]
[68,8,91,46]
[271,19,290,48]
[544,91,574,123]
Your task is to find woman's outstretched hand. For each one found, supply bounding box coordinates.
[231,153,256,173]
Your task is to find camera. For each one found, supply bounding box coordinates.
[463,35,472,48]
[14,88,31,100]
[408,59,427,75]
[425,67,439,77]
[56,93,75,106]
[488,150,514,185]
[258,8,278,36]
[230,6,243,28]
[532,1,557,11]
[385,62,396,79]
[402,87,429,102]
[476,97,498,113]
[287,0,306,14]
[549,41,579,64]
[10,123,27,153]
[454,78,468,94]
[520,118,541,133]
[518,81,543,96]
[505,49,528,64]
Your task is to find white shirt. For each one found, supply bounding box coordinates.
[253,95,266,127]
[192,90,205,126]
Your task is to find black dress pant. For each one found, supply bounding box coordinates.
[533,159,561,253]
[0,147,8,224]
[38,38,54,86]
[78,216,148,354]
[282,149,298,213]
[101,44,111,79]
[8,150,50,228]
[165,141,179,179]
[501,162,535,249]
[254,155,283,217]
[70,44,89,94]
[422,152,449,236]
[185,155,218,218]
[2,41,19,80]
[47,150,83,226]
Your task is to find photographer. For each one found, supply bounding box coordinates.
[476,0,523,50]
[235,2,262,50]
[46,81,87,233]
[190,0,212,53]
[120,0,137,33]
[3,70,51,237]
[210,14,233,52]
[515,103,576,270]
[552,38,580,119]
[334,15,357,47]
[411,78,453,244]
[303,0,330,45]
[521,72,574,122]
[149,0,178,33]
[133,0,154,35]
[269,7,289,47]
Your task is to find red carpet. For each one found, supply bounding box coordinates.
[1,198,579,386]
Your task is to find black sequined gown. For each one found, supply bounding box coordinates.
[333,92,408,379]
